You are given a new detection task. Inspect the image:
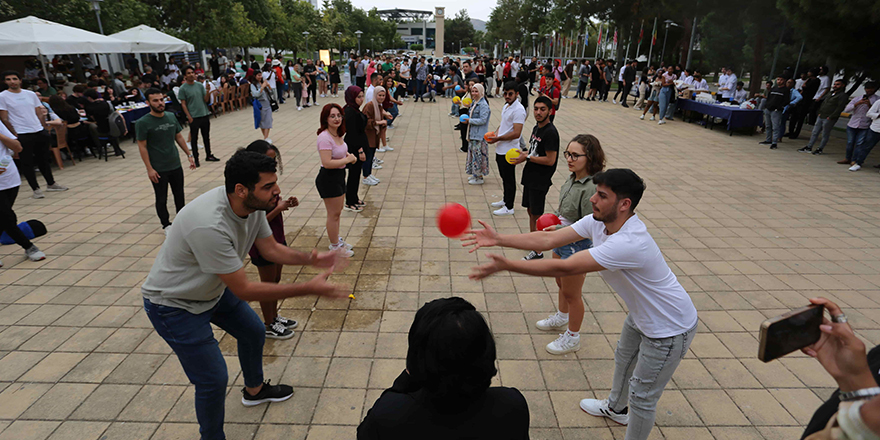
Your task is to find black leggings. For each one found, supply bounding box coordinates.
[0,186,32,250]
[292,83,303,106]
[151,167,185,228]
[308,83,317,104]
[15,130,55,190]
[613,80,625,101]
[190,116,212,159]
[495,154,517,210]
[345,158,363,206]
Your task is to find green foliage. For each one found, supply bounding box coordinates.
[445,9,475,54]
[410,44,424,51]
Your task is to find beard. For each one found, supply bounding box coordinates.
[244,192,276,212]
[150,103,165,113]
[592,206,618,223]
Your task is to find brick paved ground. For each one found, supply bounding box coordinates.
[0,91,878,440]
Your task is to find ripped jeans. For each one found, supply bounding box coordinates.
[607,314,697,440]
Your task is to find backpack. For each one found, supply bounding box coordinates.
[106,102,126,137]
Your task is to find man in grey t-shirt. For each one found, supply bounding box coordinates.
[142,150,348,440]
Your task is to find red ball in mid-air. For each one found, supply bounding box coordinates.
[436,203,471,238]
[536,213,561,231]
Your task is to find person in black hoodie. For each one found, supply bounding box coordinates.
[358,297,529,440]
[760,74,791,150]
[343,86,368,212]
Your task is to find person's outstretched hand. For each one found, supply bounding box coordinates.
[469,253,509,280]
[460,220,499,253]
[311,249,349,270]
[801,297,874,392]
[304,267,350,299]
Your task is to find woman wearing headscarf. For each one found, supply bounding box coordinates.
[343,86,368,212]
[361,85,387,186]
[464,83,491,185]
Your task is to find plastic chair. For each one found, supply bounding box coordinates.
[50,122,76,169]
[223,85,235,113]
[238,84,250,109]
[210,89,224,117]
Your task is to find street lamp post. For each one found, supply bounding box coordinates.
[337,32,343,63]
[530,32,538,57]
[371,38,374,55]
[660,20,679,64]
[355,30,363,55]
[545,34,551,60]
[89,0,104,34]
[303,31,310,58]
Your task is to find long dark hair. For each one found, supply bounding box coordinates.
[245,140,283,174]
[406,297,497,406]
[48,95,72,115]
[317,103,345,137]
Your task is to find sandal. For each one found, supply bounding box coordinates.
[343,204,363,212]
[356,200,366,207]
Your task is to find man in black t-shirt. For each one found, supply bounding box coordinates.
[513,96,559,261]
[528,59,538,91]
[83,89,125,156]
[302,60,318,106]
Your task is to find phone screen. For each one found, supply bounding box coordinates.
[759,305,824,362]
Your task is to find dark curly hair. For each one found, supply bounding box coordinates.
[224,149,277,193]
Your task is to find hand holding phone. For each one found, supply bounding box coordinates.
[758,304,824,362]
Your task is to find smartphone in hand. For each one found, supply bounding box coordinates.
[758,304,824,363]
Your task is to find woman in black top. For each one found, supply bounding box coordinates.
[48,95,89,158]
[358,297,529,440]
[342,86,368,212]
[328,60,341,97]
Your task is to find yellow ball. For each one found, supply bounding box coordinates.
[452,96,461,104]
[505,148,521,164]
[462,97,472,107]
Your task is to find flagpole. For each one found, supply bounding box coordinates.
[647,17,657,65]
[594,25,602,60]
[635,19,644,60]
[625,23,633,61]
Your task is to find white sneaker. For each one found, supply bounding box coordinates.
[468,178,484,185]
[265,138,273,144]
[493,206,514,216]
[329,242,354,257]
[649,116,655,121]
[331,240,354,251]
[639,114,645,120]
[849,164,861,172]
[377,147,387,152]
[580,398,629,426]
[546,333,581,355]
[372,162,383,169]
[25,245,46,261]
[297,106,302,111]
[612,99,617,104]
[383,146,394,151]
[536,313,569,331]
[374,158,384,164]
[368,175,381,184]
[490,200,506,208]
[362,177,378,186]
[32,189,45,199]
[658,120,666,125]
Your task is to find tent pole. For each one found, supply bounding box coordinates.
[39,50,51,83]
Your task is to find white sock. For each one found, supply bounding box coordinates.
[557,311,569,320]
[565,329,579,339]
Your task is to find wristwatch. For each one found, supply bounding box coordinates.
[840,387,880,402]
[187,154,193,158]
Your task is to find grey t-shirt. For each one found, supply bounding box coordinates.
[142,186,272,313]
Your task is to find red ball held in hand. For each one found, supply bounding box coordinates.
[436,203,471,238]
[536,213,561,231]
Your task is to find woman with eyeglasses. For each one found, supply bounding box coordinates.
[533,134,606,355]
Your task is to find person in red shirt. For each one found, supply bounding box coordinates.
[538,65,561,122]
[272,60,286,104]
[503,58,512,84]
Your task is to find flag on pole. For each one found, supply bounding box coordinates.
[638,21,644,44]
[597,27,603,45]
[652,23,657,46]
[613,30,618,44]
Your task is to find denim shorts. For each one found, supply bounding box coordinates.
[552,237,592,259]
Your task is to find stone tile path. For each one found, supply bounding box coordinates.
[0,91,878,439]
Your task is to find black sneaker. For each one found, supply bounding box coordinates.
[274,316,298,329]
[194,158,201,168]
[812,149,823,155]
[523,251,543,261]
[265,321,294,340]
[770,144,778,149]
[205,155,221,162]
[797,146,811,153]
[758,141,772,145]
[241,380,293,407]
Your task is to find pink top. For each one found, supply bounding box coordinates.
[317,130,347,169]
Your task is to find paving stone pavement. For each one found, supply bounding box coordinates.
[0,91,878,440]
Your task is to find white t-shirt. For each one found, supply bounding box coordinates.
[364,85,375,103]
[572,214,698,338]
[722,74,737,99]
[265,70,277,89]
[0,123,21,191]
[0,89,44,134]
[495,101,526,155]
[510,61,520,77]
[816,75,830,101]
[692,79,709,92]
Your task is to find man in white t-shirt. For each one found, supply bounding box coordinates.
[510,57,520,79]
[486,81,526,216]
[0,123,47,264]
[465,168,698,440]
[0,70,69,199]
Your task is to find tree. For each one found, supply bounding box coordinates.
[445,9,476,54]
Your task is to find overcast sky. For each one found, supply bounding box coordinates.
[349,0,494,21]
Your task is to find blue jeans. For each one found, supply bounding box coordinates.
[389,103,398,125]
[764,109,784,144]
[853,129,880,165]
[553,237,592,259]
[362,146,376,177]
[608,314,697,440]
[806,118,836,151]
[144,290,265,440]
[657,86,673,120]
[415,80,426,100]
[845,126,868,162]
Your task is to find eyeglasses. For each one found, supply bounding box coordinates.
[563,151,586,160]
[504,91,516,97]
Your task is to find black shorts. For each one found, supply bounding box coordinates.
[251,239,287,267]
[521,186,549,216]
[315,167,345,199]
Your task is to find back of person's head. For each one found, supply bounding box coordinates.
[406,297,497,405]
[515,71,529,83]
[48,95,69,113]
[224,149,277,193]
[245,140,283,174]
[592,168,646,212]
[84,89,100,100]
[72,84,87,94]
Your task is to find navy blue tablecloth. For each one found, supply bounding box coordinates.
[679,100,764,133]
[120,106,150,133]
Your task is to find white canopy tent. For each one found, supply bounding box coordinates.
[109,25,194,53]
[0,15,132,80]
